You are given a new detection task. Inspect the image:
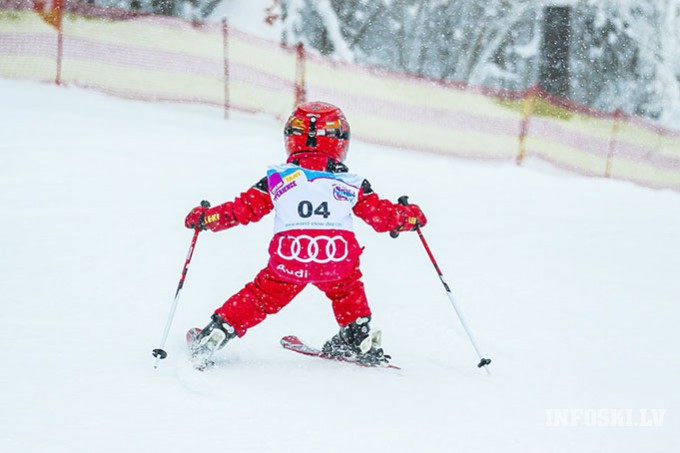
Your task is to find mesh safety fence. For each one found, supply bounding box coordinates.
[1,1,679,192]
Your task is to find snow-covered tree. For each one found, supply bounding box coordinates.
[281,0,680,128]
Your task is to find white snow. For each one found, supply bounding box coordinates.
[1,78,679,452]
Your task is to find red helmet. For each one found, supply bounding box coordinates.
[284,101,351,162]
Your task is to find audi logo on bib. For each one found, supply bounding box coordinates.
[277,235,349,263]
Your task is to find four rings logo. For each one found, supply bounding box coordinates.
[277,235,349,263]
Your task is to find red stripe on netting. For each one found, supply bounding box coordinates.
[533,85,680,139]
[62,35,223,77]
[1,33,295,93]
[307,84,522,137]
[355,134,515,162]
[0,33,59,57]
[221,18,230,119]
[621,112,680,138]
[535,86,680,138]
[230,26,298,56]
[528,117,680,170]
[1,0,43,12]
[1,34,294,99]
[230,61,295,91]
[59,34,294,92]
[528,117,612,157]
[307,51,680,142]
[120,14,223,34]
[304,49,524,101]
[530,152,680,192]
[615,141,680,170]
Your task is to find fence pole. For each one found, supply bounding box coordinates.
[222,18,229,120]
[605,109,622,178]
[294,43,306,107]
[55,0,63,86]
[516,84,537,166]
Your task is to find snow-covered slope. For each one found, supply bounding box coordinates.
[1,79,678,452]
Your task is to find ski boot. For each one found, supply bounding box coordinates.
[321,316,391,367]
[189,314,237,371]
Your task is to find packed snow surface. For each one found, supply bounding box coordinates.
[1,79,679,452]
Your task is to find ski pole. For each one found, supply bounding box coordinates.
[152,200,210,369]
[391,196,492,374]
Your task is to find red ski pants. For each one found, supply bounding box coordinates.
[214,264,371,337]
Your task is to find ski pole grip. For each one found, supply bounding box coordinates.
[195,200,212,232]
[390,196,411,238]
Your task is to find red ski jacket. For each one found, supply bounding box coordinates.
[199,153,423,283]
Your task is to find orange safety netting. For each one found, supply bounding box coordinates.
[1,1,679,192]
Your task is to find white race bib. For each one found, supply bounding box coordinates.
[267,164,363,234]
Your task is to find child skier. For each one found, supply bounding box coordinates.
[185,101,426,370]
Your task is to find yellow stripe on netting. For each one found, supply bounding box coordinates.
[306,59,520,120]
[525,136,609,175]
[63,15,223,59]
[61,58,224,102]
[229,81,297,116]
[609,156,680,189]
[350,112,518,159]
[657,134,680,161]
[0,55,58,80]
[229,35,296,82]
[616,120,680,162]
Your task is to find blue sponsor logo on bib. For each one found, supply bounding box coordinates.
[333,184,355,202]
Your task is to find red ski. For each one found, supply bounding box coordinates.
[280,335,400,370]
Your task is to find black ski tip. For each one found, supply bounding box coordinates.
[152,348,168,360]
[477,357,491,368]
